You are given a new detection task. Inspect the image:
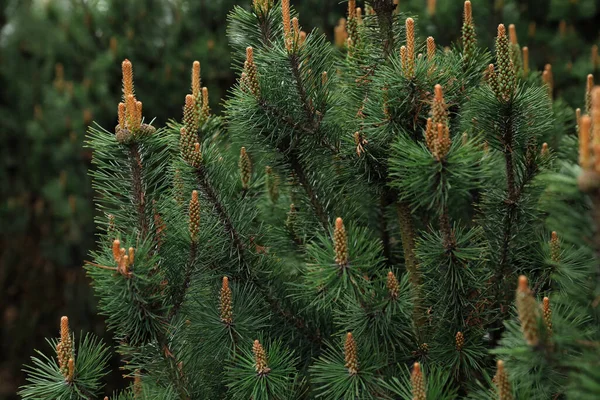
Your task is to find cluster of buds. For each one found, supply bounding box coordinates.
[252,0,272,14]
[411,362,426,400]
[516,276,539,346]
[112,239,134,277]
[493,360,513,400]
[265,166,280,204]
[241,47,260,97]
[578,85,600,191]
[334,18,348,49]
[189,190,201,242]
[180,61,209,167]
[425,85,451,161]
[455,331,464,351]
[386,271,399,300]
[253,340,271,375]
[219,277,233,325]
[333,217,349,267]
[56,316,75,381]
[400,18,416,79]
[490,25,516,102]
[115,59,155,143]
[344,332,358,375]
[461,1,476,63]
[239,147,252,190]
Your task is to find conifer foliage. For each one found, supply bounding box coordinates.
[21,1,600,399]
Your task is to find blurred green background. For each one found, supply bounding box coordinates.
[0,0,597,398]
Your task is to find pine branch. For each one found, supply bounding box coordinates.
[371,0,396,60]
[129,143,149,239]
[167,242,198,321]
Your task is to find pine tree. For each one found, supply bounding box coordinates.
[21,1,600,399]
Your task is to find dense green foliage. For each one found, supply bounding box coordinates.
[11,0,600,399]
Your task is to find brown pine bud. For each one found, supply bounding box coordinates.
[405,18,415,78]
[239,147,252,190]
[508,24,518,45]
[282,0,292,51]
[495,24,516,101]
[541,142,549,157]
[56,316,74,379]
[580,115,592,170]
[542,296,552,338]
[244,47,260,97]
[411,362,426,400]
[427,36,436,67]
[265,166,280,204]
[522,46,529,76]
[494,360,513,400]
[516,276,539,346]
[455,331,464,351]
[592,45,599,70]
[121,59,134,100]
[424,118,435,153]
[200,87,210,122]
[128,247,135,265]
[112,239,121,262]
[67,358,74,382]
[119,255,129,276]
[463,1,472,25]
[427,0,436,16]
[432,84,448,128]
[486,63,500,95]
[118,102,126,130]
[189,190,200,242]
[462,1,476,61]
[253,340,270,375]
[344,332,358,375]
[220,276,233,324]
[387,271,399,299]
[400,46,408,76]
[543,64,553,98]
[126,94,140,132]
[334,217,349,266]
[192,61,201,98]
[183,94,199,137]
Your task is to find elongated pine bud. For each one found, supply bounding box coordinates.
[495,24,516,101]
[282,0,292,51]
[179,126,194,162]
[189,190,200,242]
[192,61,201,98]
[344,332,358,375]
[334,217,348,266]
[400,46,408,76]
[126,94,139,132]
[456,331,464,351]
[550,231,560,262]
[67,358,74,382]
[119,254,129,276]
[183,94,199,136]
[487,63,500,95]
[432,84,448,127]
[494,360,513,400]
[112,239,121,261]
[593,87,600,147]
[122,59,134,100]
[200,87,210,122]
[239,147,252,190]
[411,362,426,400]
[580,115,591,169]
[522,46,529,76]
[56,316,74,379]
[253,340,270,375]
[586,74,594,114]
[542,296,553,338]
[543,64,553,98]
[265,166,280,204]
[292,17,300,44]
[220,276,233,324]
[405,18,415,78]
[462,1,476,62]
[576,108,582,132]
[516,276,539,346]
[427,0,436,16]
[593,45,599,70]
[427,36,435,63]
[128,247,135,265]
[244,47,260,97]
[355,7,362,24]
[118,103,126,129]
[387,271,399,299]
[347,0,358,50]
[424,118,435,152]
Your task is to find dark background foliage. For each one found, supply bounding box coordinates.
[0,0,597,398]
